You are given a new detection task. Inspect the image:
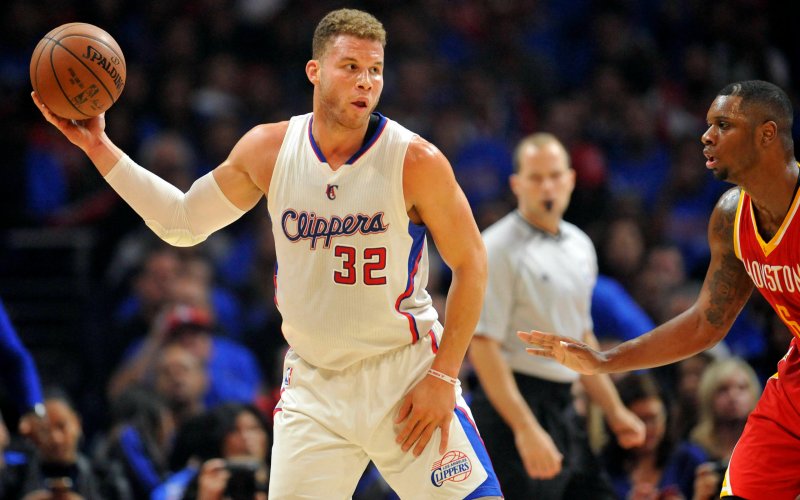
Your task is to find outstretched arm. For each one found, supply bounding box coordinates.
[520,188,753,374]
[31,92,279,245]
[394,137,487,456]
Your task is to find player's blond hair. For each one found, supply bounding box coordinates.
[312,9,386,59]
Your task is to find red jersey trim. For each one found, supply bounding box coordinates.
[734,189,745,261]
[747,171,800,257]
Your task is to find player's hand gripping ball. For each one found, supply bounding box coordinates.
[30,22,126,120]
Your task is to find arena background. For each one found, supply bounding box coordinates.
[0,0,797,438]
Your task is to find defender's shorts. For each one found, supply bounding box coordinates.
[722,339,800,499]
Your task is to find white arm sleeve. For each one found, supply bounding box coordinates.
[104,155,247,247]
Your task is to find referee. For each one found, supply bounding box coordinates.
[468,133,645,499]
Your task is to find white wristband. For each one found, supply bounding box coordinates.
[427,368,459,386]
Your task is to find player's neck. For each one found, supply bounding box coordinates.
[746,159,799,223]
[310,110,372,169]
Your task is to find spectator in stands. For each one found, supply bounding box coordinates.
[670,358,761,499]
[669,352,714,442]
[152,345,209,429]
[181,405,270,499]
[109,304,263,410]
[21,388,130,499]
[94,386,174,498]
[159,306,263,407]
[597,216,647,294]
[154,403,269,500]
[173,254,244,342]
[601,373,682,499]
[154,411,218,500]
[107,246,183,371]
[0,298,47,445]
[2,408,35,499]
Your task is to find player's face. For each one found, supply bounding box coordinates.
[311,35,384,129]
[702,95,758,183]
[511,143,575,221]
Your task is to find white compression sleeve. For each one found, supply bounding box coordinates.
[104,155,246,247]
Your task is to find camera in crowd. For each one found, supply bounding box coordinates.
[224,459,267,500]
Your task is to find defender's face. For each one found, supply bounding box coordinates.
[309,35,384,129]
[511,143,575,220]
[701,95,757,183]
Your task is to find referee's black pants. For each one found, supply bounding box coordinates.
[470,373,616,500]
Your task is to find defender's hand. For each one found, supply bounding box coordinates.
[517,330,606,375]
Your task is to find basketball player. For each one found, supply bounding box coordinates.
[469,133,644,499]
[519,80,800,499]
[32,9,502,499]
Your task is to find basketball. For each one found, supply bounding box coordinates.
[30,23,126,120]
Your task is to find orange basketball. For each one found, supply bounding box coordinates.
[30,22,126,120]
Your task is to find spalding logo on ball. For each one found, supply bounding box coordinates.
[30,22,126,120]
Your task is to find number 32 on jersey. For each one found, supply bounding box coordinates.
[333,245,387,285]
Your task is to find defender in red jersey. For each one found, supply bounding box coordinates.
[519,80,800,499]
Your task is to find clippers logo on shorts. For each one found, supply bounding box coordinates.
[280,209,389,249]
[430,450,472,487]
[326,184,338,200]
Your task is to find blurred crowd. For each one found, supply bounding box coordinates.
[0,0,798,498]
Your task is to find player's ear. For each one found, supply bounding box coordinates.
[760,120,777,146]
[306,60,320,85]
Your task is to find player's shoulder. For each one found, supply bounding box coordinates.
[241,121,291,149]
[715,187,743,214]
[710,187,743,226]
[708,187,742,244]
[229,121,290,167]
[404,135,443,164]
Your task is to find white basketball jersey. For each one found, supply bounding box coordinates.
[267,113,440,370]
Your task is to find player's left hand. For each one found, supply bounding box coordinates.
[394,373,456,457]
[607,405,646,449]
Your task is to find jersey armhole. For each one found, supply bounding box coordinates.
[733,189,746,261]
